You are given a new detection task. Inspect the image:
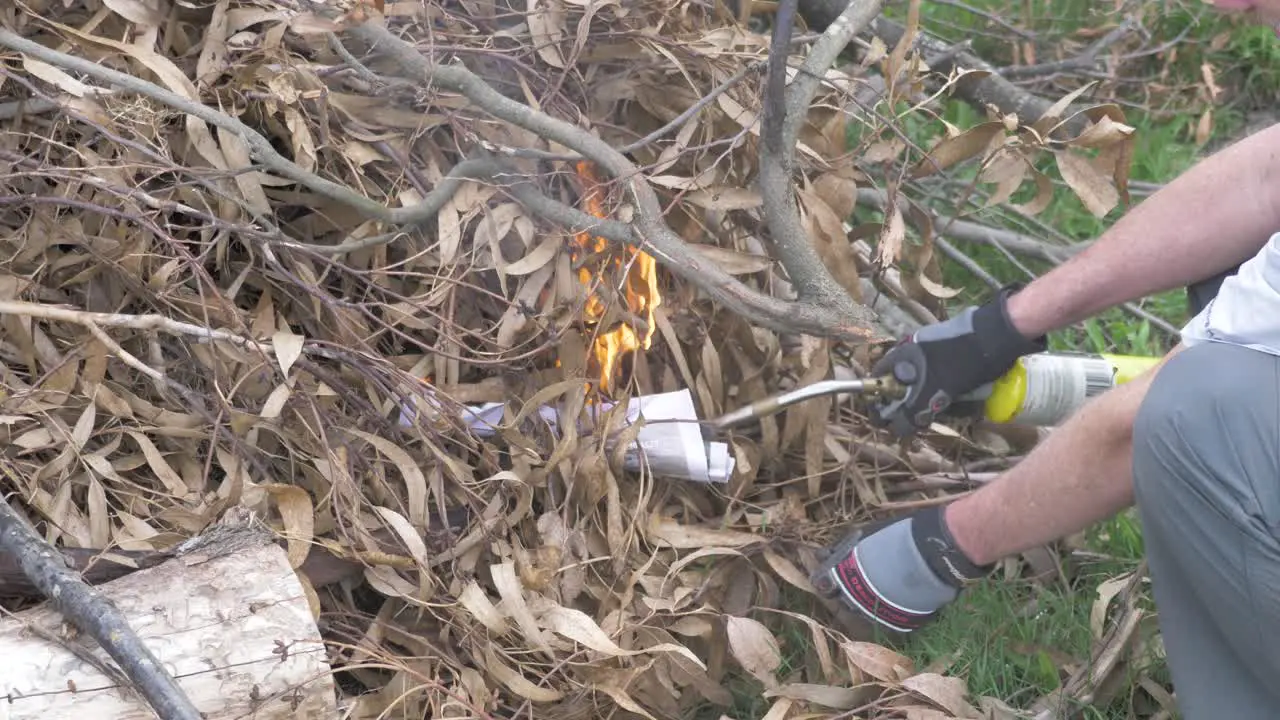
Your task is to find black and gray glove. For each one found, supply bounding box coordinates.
[809,504,992,634]
[871,285,1046,436]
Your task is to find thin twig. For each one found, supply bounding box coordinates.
[934,235,1001,289]
[999,17,1140,80]
[490,61,767,162]
[925,0,1036,39]
[856,187,1077,261]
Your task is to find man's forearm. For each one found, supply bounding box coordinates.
[944,345,1182,565]
[1005,123,1280,339]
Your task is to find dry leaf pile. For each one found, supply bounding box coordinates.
[0,0,1145,717]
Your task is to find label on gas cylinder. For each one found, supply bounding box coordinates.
[1014,354,1118,426]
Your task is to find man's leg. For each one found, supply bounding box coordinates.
[1130,340,1280,719]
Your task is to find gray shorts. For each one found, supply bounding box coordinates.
[1132,340,1280,718]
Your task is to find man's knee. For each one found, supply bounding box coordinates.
[1132,342,1280,528]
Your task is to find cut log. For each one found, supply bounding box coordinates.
[0,527,337,719]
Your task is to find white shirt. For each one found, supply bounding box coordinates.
[1180,231,1280,355]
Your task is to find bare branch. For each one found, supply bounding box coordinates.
[783,0,887,144]
[757,0,886,310]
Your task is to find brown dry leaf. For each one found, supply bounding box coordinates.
[104,0,164,26]
[261,483,315,569]
[537,604,704,666]
[1010,169,1055,216]
[49,20,230,172]
[125,431,187,496]
[1196,108,1214,146]
[685,187,763,211]
[725,615,782,689]
[14,427,54,451]
[590,675,659,720]
[875,199,906,267]
[483,645,564,702]
[22,57,94,98]
[911,121,1005,178]
[762,550,816,595]
[372,505,429,567]
[1032,81,1098,135]
[901,672,980,718]
[86,475,110,549]
[814,171,859,219]
[766,683,863,709]
[647,517,760,548]
[287,11,348,34]
[843,641,914,683]
[504,236,560,276]
[196,0,230,88]
[460,580,511,634]
[918,274,963,299]
[1201,61,1223,101]
[272,328,305,377]
[70,402,95,451]
[342,428,429,527]
[1055,150,1120,217]
[1091,571,1136,641]
[528,0,568,68]
[863,136,907,163]
[492,561,555,658]
[689,246,773,275]
[978,150,1029,207]
[1072,115,1135,149]
[438,191,464,265]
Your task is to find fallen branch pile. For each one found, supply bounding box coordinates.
[0,0,1176,717]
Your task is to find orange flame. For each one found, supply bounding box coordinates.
[570,161,661,395]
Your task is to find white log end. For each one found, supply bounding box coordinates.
[0,532,337,720]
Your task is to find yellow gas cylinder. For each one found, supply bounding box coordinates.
[982,352,1163,426]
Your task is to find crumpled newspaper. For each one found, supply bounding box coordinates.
[421,388,734,484]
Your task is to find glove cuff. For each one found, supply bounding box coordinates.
[972,284,1047,365]
[910,503,994,588]
[811,505,992,634]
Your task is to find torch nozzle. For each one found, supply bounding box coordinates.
[711,375,905,429]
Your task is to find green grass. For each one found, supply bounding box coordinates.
[901,511,1171,718]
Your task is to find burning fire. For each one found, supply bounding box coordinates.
[569,161,661,395]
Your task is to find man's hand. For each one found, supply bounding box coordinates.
[809,503,992,634]
[871,286,1046,436]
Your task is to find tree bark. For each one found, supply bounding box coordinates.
[0,532,337,719]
